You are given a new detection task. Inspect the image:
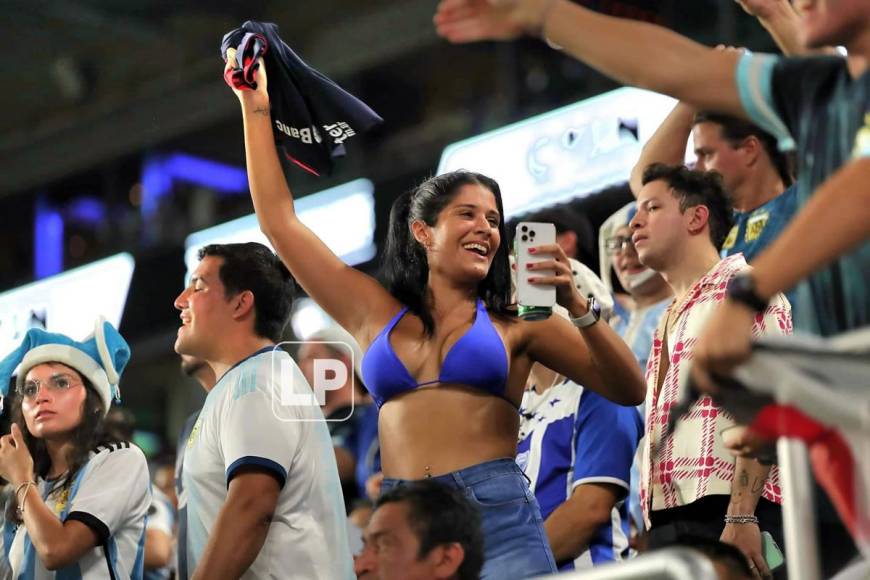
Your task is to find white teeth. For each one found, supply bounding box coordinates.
[462,243,488,255]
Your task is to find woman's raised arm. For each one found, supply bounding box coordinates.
[228,52,397,341]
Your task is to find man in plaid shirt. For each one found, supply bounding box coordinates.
[631,163,791,578]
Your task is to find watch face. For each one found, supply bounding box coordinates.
[589,296,601,318]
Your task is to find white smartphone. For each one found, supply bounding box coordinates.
[514,222,557,320]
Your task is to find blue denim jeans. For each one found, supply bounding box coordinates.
[381,458,557,579]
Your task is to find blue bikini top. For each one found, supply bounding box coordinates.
[361,299,510,408]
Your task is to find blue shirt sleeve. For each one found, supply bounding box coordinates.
[572,391,642,498]
[736,53,850,154]
[735,52,796,152]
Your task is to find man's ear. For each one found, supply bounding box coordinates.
[739,135,761,168]
[427,543,466,579]
[232,290,256,321]
[410,220,431,249]
[687,204,711,237]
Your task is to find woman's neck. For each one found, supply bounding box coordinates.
[426,274,478,319]
[44,438,73,479]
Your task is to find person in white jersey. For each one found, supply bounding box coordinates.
[174,242,353,580]
[0,318,150,579]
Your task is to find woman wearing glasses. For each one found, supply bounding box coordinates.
[0,318,150,579]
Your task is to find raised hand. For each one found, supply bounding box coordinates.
[224,48,270,110]
[525,242,588,316]
[691,299,756,395]
[434,0,557,43]
[0,424,35,488]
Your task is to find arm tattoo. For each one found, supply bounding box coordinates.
[253,106,270,116]
[751,477,766,494]
[739,469,749,488]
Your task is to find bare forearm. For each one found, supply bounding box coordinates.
[191,499,271,580]
[629,102,695,196]
[568,300,645,405]
[752,159,870,300]
[144,530,173,569]
[544,484,620,563]
[542,0,744,116]
[22,494,70,562]
[729,457,771,515]
[240,101,300,237]
[21,492,96,570]
[544,505,601,562]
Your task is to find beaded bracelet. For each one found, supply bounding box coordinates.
[724,514,759,525]
[15,482,37,517]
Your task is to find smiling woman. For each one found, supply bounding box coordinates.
[228,54,645,579]
[0,319,150,579]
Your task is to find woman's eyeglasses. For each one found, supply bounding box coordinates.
[604,235,634,255]
[17,374,80,400]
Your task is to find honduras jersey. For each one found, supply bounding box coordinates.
[181,346,353,580]
[2,442,150,580]
[516,379,641,571]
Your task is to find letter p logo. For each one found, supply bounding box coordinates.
[272,341,355,422]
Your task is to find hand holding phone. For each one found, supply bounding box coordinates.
[515,222,557,320]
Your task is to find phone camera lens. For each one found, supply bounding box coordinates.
[521,225,528,233]
[530,230,536,238]
[521,235,528,242]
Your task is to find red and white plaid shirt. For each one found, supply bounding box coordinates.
[639,254,792,529]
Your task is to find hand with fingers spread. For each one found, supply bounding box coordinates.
[525,242,589,317]
[0,424,35,488]
[434,0,559,43]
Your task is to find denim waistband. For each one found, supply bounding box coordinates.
[383,457,524,489]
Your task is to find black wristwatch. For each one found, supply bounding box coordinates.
[571,295,601,329]
[726,273,768,312]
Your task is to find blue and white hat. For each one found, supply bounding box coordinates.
[0,317,130,415]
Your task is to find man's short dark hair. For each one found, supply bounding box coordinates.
[376,480,484,580]
[198,242,295,342]
[522,206,596,267]
[693,111,794,187]
[641,163,735,251]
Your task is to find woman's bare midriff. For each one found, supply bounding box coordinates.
[378,385,521,480]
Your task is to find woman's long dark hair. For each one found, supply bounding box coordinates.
[5,374,121,524]
[380,170,513,335]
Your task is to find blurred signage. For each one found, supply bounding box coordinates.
[0,253,135,355]
[184,178,376,282]
[437,87,693,218]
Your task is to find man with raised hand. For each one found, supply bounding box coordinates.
[434,0,870,340]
